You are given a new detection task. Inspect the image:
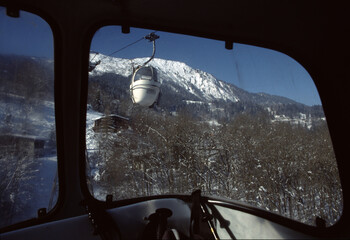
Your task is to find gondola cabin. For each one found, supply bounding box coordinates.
[130,66,160,107]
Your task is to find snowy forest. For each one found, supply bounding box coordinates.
[87,103,342,227]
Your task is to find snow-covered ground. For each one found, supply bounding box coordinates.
[30,155,58,211]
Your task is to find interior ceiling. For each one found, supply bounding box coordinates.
[89,0,326,51]
[7,1,326,41]
[8,0,341,74]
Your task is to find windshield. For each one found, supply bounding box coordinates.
[86,26,342,227]
[134,67,157,82]
[0,8,57,228]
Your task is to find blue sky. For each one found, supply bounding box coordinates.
[0,8,53,58]
[0,8,321,106]
[91,26,321,106]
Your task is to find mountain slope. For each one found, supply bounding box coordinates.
[89,54,324,125]
[91,56,240,102]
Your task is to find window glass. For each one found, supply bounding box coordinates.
[86,26,342,226]
[0,8,57,228]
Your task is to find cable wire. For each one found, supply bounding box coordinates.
[90,31,158,63]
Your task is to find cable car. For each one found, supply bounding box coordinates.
[130,32,160,107]
[130,66,160,107]
[88,32,160,107]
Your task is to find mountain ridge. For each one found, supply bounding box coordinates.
[90,54,313,107]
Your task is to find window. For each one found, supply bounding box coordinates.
[86,26,342,226]
[0,8,57,228]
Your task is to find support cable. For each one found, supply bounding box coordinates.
[89,32,158,72]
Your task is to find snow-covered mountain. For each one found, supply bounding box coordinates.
[89,54,325,127]
[91,55,240,102]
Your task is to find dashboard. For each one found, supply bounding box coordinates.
[1,197,315,239]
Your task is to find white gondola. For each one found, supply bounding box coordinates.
[129,33,160,107]
[130,66,160,107]
[89,32,161,107]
